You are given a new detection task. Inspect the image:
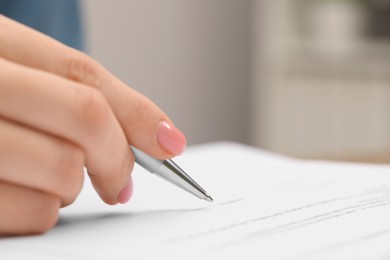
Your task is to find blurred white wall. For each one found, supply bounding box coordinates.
[82,0,252,145]
[252,0,390,158]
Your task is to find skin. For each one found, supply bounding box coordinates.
[0,15,186,236]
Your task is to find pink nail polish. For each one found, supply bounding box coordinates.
[117,178,133,204]
[157,121,187,155]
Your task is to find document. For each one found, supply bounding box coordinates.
[2,142,390,259]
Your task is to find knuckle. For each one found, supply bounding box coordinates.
[29,194,59,234]
[0,183,59,235]
[75,87,112,137]
[62,49,101,86]
[55,144,84,205]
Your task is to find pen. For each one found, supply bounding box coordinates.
[131,146,213,202]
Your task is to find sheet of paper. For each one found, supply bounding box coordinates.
[2,142,390,260]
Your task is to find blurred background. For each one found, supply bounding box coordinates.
[82,0,390,162]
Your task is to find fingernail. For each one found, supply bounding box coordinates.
[157,121,186,155]
[117,178,133,204]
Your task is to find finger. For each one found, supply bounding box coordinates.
[0,58,132,205]
[0,15,186,160]
[0,181,60,236]
[0,117,84,206]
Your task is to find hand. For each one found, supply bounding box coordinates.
[0,15,186,235]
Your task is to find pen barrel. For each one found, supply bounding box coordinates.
[131,146,212,202]
[155,161,205,199]
[131,146,162,173]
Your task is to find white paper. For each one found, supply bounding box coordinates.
[2,142,390,260]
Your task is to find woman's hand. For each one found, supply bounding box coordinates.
[0,15,186,235]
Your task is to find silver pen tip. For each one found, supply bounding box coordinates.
[204,193,213,203]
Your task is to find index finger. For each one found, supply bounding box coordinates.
[0,15,186,159]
